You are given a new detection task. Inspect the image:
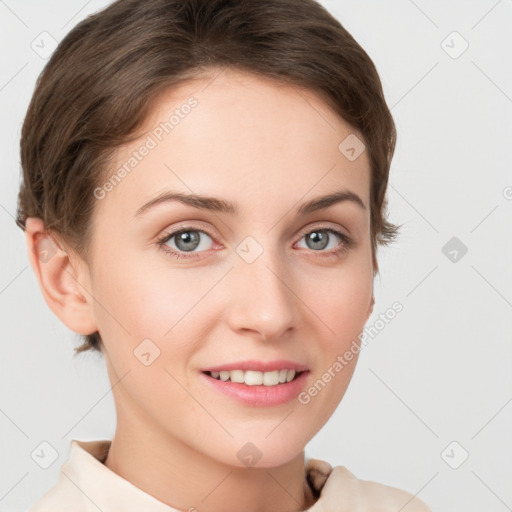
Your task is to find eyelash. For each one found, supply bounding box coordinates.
[156,224,354,260]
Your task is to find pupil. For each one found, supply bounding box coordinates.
[176,231,200,251]
[308,231,328,250]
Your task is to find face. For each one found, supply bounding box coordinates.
[84,67,374,467]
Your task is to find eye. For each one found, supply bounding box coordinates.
[295,225,353,256]
[156,227,214,259]
[156,224,354,261]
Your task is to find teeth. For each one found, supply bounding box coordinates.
[208,369,298,386]
[263,371,279,386]
[245,370,263,385]
[286,369,296,382]
[230,370,245,383]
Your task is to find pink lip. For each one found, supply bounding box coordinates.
[200,370,310,407]
[202,360,309,372]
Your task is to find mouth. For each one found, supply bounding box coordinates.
[202,369,306,386]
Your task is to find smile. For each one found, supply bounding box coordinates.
[205,369,301,386]
[201,369,310,407]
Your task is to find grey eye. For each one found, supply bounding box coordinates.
[166,230,213,253]
[297,229,342,251]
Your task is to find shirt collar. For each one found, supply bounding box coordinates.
[57,439,336,511]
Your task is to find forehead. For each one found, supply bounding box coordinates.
[94,67,371,223]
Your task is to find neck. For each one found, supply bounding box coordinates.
[104,409,317,512]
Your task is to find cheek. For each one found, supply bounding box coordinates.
[90,256,222,371]
[326,278,372,341]
[299,260,372,416]
[91,258,183,336]
[299,258,373,348]
[92,263,203,413]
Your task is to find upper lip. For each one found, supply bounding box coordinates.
[202,360,309,373]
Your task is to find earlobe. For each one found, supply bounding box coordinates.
[369,256,378,319]
[367,295,375,319]
[24,217,98,336]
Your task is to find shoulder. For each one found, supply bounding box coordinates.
[308,459,432,512]
[355,472,432,511]
[25,470,87,512]
[26,484,82,512]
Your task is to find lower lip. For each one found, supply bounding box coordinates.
[201,371,310,407]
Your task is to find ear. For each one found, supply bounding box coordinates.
[24,217,98,336]
[367,295,375,320]
[367,253,378,319]
[372,250,379,278]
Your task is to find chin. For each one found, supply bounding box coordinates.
[211,432,310,470]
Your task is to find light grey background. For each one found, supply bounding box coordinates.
[1,1,511,511]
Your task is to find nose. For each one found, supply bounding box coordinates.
[224,246,298,341]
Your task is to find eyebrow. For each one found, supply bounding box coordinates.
[134,189,366,218]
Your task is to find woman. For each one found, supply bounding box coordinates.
[17,0,431,510]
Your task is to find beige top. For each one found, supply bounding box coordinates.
[28,439,432,511]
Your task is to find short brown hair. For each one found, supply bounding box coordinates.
[16,0,399,355]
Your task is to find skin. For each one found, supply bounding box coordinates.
[25,67,376,512]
